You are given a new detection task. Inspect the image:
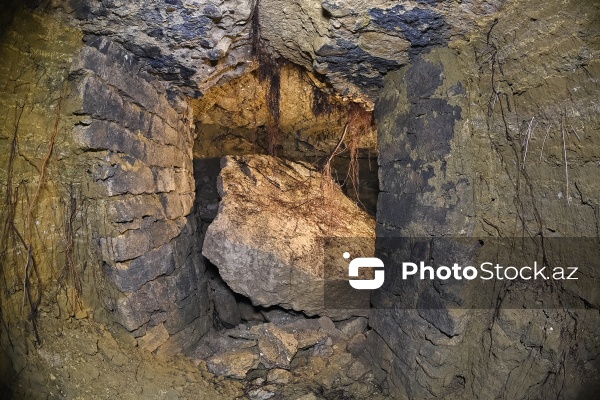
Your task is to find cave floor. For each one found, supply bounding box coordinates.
[4,314,390,400]
[5,315,240,399]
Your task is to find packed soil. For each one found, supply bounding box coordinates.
[1,314,243,400]
[1,313,390,400]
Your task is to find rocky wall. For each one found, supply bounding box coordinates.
[258,0,506,103]
[0,5,84,343]
[52,0,259,97]
[68,37,212,355]
[369,0,600,398]
[0,7,92,392]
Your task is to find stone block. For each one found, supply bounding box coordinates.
[114,293,154,332]
[148,218,183,249]
[110,241,176,292]
[80,75,125,121]
[174,169,195,193]
[73,121,146,161]
[120,100,153,133]
[165,259,199,303]
[145,144,187,168]
[106,195,164,223]
[145,115,180,148]
[160,192,194,219]
[172,227,195,267]
[102,229,151,262]
[153,167,177,193]
[164,291,203,335]
[255,323,298,369]
[137,323,170,352]
[105,161,156,196]
[207,349,259,379]
[73,40,164,115]
[209,276,241,328]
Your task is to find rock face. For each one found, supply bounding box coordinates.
[51,0,506,103]
[203,155,375,316]
[369,0,600,398]
[0,6,85,333]
[258,0,505,103]
[57,0,258,97]
[70,37,212,354]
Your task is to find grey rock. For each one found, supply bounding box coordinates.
[311,339,333,358]
[346,333,366,356]
[203,3,222,20]
[104,159,156,197]
[209,276,242,328]
[266,368,291,384]
[108,241,176,292]
[335,317,368,338]
[317,316,336,332]
[261,308,302,325]
[238,300,265,322]
[207,348,260,379]
[193,334,257,360]
[164,291,205,335]
[293,329,328,350]
[347,360,369,381]
[68,2,256,97]
[247,388,275,400]
[278,318,327,349]
[227,328,260,341]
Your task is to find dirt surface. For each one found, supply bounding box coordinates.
[2,312,392,400]
[2,314,244,400]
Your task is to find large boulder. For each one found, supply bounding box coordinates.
[202,155,374,317]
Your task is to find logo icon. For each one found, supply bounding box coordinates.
[344,252,385,290]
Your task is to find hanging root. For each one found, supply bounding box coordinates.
[560,114,570,204]
[522,116,535,170]
[323,123,349,186]
[252,0,281,156]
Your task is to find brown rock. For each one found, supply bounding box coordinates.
[207,349,259,379]
[137,323,169,353]
[202,155,375,317]
[255,323,299,369]
[266,368,292,384]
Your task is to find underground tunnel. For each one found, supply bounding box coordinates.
[0,0,599,399]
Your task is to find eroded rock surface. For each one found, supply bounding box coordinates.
[55,0,258,96]
[369,0,600,398]
[50,0,508,102]
[258,0,505,102]
[203,155,375,316]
